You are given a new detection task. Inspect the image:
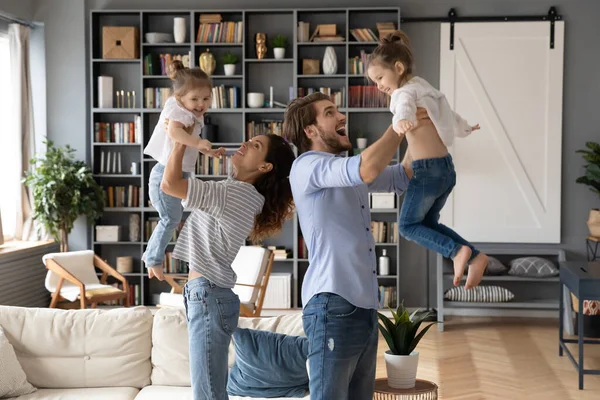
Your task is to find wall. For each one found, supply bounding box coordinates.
[0,0,35,21]
[31,0,600,306]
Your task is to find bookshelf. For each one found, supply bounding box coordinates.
[89,7,402,308]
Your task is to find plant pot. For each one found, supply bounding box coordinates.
[274,47,285,59]
[224,64,236,76]
[357,138,367,149]
[588,209,600,237]
[384,350,419,389]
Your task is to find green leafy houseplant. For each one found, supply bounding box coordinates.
[222,51,238,65]
[271,34,287,48]
[576,141,600,199]
[377,302,436,356]
[23,140,104,252]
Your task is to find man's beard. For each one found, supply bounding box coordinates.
[317,126,351,154]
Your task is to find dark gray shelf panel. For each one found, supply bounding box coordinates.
[443,274,560,283]
[92,59,141,63]
[245,58,294,63]
[93,108,143,113]
[444,300,559,310]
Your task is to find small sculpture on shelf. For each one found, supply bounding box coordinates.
[255,33,267,59]
[199,48,216,76]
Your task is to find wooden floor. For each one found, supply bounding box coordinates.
[374,317,600,400]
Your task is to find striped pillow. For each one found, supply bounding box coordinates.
[444,286,515,302]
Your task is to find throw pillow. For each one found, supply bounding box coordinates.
[227,328,309,398]
[508,257,559,278]
[0,326,36,399]
[484,256,508,276]
[444,286,515,302]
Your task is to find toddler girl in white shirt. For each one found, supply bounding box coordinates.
[367,30,488,289]
[142,60,225,281]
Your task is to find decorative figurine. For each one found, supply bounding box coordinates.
[255,33,267,59]
[199,48,216,76]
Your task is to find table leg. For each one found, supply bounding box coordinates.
[559,283,564,356]
[578,296,584,390]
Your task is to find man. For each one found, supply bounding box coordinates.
[284,92,432,399]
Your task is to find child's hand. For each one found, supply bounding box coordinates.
[204,147,227,158]
[471,124,480,131]
[394,119,413,135]
[196,139,226,158]
[148,266,165,281]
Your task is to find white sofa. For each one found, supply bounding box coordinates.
[0,305,309,400]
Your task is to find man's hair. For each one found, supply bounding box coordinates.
[283,92,330,154]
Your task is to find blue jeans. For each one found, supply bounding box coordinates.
[302,293,378,400]
[398,154,479,261]
[184,277,240,400]
[142,163,190,268]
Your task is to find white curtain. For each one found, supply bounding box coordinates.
[9,23,43,241]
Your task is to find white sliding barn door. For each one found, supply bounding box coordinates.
[439,21,564,243]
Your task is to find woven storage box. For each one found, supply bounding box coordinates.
[102,26,140,59]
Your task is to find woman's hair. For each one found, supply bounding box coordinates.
[283,92,331,154]
[367,30,414,84]
[167,60,213,97]
[249,134,296,243]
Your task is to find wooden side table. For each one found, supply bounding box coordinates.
[373,378,438,399]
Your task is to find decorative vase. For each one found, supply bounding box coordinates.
[274,47,285,59]
[255,33,267,59]
[129,214,140,242]
[199,49,216,76]
[323,46,338,75]
[384,351,419,389]
[224,64,236,76]
[588,209,600,237]
[173,17,186,44]
[357,138,367,149]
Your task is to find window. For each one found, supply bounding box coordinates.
[0,34,17,239]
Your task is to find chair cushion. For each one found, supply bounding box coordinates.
[85,286,126,299]
[231,246,270,304]
[0,306,152,389]
[0,326,37,398]
[43,250,100,302]
[227,329,309,398]
[14,387,139,400]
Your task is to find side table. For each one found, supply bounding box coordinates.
[373,378,438,399]
[559,261,600,389]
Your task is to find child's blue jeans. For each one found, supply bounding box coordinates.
[142,162,190,268]
[398,154,479,262]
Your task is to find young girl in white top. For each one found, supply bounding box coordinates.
[142,60,225,280]
[367,30,488,289]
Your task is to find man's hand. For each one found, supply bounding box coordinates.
[148,266,165,281]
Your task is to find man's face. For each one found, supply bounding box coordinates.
[307,100,350,154]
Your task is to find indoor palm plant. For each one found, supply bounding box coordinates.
[576,141,600,236]
[378,302,436,389]
[222,51,238,76]
[23,140,104,252]
[271,34,287,59]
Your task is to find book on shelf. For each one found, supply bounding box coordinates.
[104,185,141,208]
[145,218,184,241]
[297,236,309,259]
[94,117,141,143]
[211,85,241,109]
[99,150,126,174]
[313,35,344,42]
[246,120,282,140]
[350,28,379,42]
[370,221,398,244]
[163,251,189,274]
[348,85,389,108]
[196,19,243,43]
[196,153,233,176]
[297,21,310,42]
[145,87,171,109]
[379,285,397,309]
[144,53,190,76]
[297,87,345,108]
[267,246,292,260]
[348,50,369,76]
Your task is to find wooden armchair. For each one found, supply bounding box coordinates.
[42,250,130,309]
[159,246,274,317]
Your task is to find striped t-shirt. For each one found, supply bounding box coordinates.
[172,176,265,288]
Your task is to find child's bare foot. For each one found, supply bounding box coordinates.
[465,253,488,289]
[453,245,472,286]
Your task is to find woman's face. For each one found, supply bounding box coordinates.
[232,135,271,174]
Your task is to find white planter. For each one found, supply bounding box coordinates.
[173,18,186,44]
[274,47,285,59]
[384,350,419,389]
[224,64,236,76]
[357,138,367,149]
[323,46,338,75]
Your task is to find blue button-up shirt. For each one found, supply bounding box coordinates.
[290,151,410,310]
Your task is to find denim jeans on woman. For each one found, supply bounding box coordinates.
[302,292,378,400]
[184,276,240,400]
[398,154,479,262]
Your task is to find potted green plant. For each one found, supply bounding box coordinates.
[271,34,287,59]
[576,141,600,236]
[222,51,238,76]
[378,302,436,389]
[356,132,367,149]
[23,140,104,252]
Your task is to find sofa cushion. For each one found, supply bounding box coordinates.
[13,387,139,399]
[136,386,310,400]
[227,329,309,398]
[151,308,305,386]
[0,306,152,389]
[0,326,37,398]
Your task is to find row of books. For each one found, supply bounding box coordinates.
[143,53,190,76]
[102,283,141,306]
[145,219,184,242]
[297,87,345,108]
[144,87,171,109]
[348,50,369,76]
[267,246,293,260]
[371,221,398,244]
[162,251,189,274]
[348,85,390,108]
[97,151,130,174]
[212,85,241,109]
[196,153,233,176]
[94,118,141,144]
[379,286,398,309]
[196,21,243,43]
[350,28,380,42]
[246,120,282,140]
[104,185,141,208]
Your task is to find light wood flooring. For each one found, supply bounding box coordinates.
[374,317,600,400]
